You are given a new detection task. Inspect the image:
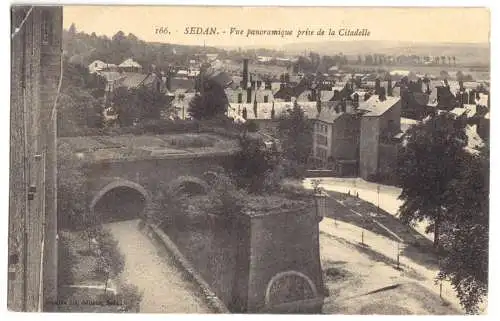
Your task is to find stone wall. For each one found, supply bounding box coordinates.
[165,203,324,313]
[8,6,62,311]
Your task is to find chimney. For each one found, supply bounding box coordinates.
[253,97,258,118]
[341,100,347,113]
[166,74,172,91]
[375,78,381,92]
[242,58,249,89]
[353,93,359,107]
[316,99,322,115]
[378,87,386,101]
[387,76,393,96]
[469,89,476,104]
[462,91,469,107]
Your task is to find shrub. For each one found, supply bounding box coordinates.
[115,283,143,312]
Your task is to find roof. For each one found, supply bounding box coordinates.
[119,58,142,68]
[390,70,412,76]
[228,101,319,120]
[207,70,233,88]
[316,102,345,124]
[465,124,484,154]
[450,104,477,118]
[119,72,151,89]
[170,77,195,91]
[320,91,336,102]
[476,93,488,107]
[99,71,124,82]
[359,95,401,117]
[401,117,419,133]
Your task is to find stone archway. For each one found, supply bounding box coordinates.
[90,179,151,222]
[264,270,318,307]
[167,176,210,197]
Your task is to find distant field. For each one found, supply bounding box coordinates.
[344,64,489,80]
[224,61,288,76]
[222,61,490,81]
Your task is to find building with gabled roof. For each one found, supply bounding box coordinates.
[118,58,142,72]
[359,95,402,181]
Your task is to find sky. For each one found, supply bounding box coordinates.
[63,6,489,48]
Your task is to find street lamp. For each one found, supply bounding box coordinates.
[314,190,327,222]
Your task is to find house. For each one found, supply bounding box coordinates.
[311,101,361,176]
[118,58,142,72]
[227,99,318,132]
[226,87,274,104]
[359,95,402,181]
[88,60,117,73]
[206,53,219,62]
[257,56,274,63]
[171,90,196,120]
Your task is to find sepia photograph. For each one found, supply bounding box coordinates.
[7,4,490,315]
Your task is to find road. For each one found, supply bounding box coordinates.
[105,220,212,313]
[301,177,434,240]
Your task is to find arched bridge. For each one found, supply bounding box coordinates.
[59,133,240,223]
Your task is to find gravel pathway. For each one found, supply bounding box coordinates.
[106,220,212,313]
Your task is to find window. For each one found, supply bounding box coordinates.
[41,10,53,45]
[316,134,328,146]
[264,95,269,103]
[238,93,243,103]
[315,147,327,160]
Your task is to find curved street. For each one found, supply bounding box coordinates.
[105,220,212,313]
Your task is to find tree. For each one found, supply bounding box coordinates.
[94,228,125,293]
[68,23,77,35]
[437,144,489,314]
[396,112,469,248]
[278,101,313,177]
[57,141,100,251]
[112,87,139,126]
[232,132,278,193]
[188,84,228,120]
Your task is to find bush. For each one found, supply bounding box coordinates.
[245,120,259,132]
[115,283,143,312]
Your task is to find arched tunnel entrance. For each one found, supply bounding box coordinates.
[92,184,148,223]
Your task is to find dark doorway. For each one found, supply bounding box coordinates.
[94,186,146,223]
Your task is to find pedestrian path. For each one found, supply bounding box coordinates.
[106,220,212,313]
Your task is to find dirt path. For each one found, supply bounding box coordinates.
[105,220,212,313]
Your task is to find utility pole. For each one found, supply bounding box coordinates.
[377,184,380,214]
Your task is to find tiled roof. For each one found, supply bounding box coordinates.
[119,58,142,68]
[359,95,401,117]
[316,102,344,123]
[228,101,319,120]
[119,72,150,88]
[450,104,477,118]
[99,71,124,82]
